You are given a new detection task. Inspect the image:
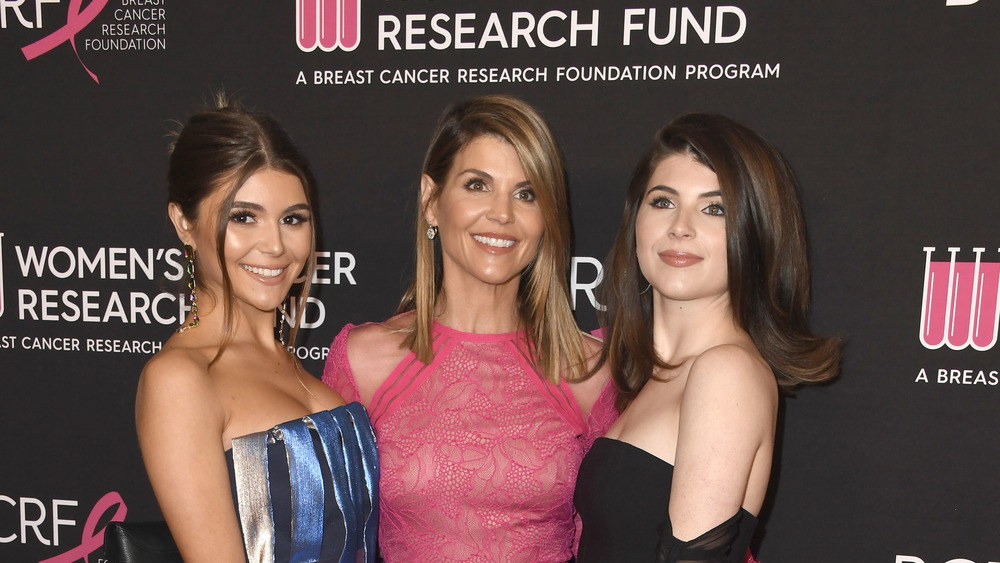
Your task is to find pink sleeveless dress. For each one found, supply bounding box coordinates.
[323,321,618,562]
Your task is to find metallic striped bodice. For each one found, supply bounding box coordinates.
[227,402,379,563]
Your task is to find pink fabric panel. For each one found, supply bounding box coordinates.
[322,321,620,562]
[321,323,362,404]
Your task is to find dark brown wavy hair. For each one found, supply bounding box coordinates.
[597,113,841,411]
[168,95,318,358]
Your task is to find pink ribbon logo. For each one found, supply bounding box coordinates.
[21,0,110,84]
[37,491,127,563]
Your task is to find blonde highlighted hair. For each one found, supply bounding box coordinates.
[396,95,587,384]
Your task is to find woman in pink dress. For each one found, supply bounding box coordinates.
[322,95,617,562]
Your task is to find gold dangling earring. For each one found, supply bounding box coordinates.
[177,244,199,333]
[276,301,287,346]
[426,225,438,240]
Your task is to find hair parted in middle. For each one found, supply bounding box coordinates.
[396,94,588,384]
[167,94,319,359]
[596,112,841,411]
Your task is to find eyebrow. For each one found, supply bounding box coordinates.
[460,168,532,189]
[646,185,722,199]
[232,201,311,213]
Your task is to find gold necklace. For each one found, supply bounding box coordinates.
[290,355,318,401]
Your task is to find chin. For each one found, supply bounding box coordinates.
[238,291,291,312]
[651,284,698,301]
[474,272,522,287]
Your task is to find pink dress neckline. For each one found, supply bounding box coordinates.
[431,319,524,341]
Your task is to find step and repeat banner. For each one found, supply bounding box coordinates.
[2,1,998,561]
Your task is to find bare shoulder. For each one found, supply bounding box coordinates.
[136,345,223,429]
[341,314,413,402]
[346,316,411,371]
[669,345,777,535]
[134,345,244,560]
[684,343,777,414]
[347,318,410,357]
[138,346,213,403]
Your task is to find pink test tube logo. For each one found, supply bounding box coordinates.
[297,0,361,52]
[919,247,1000,351]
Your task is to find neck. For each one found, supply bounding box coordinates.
[650,292,741,364]
[434,278,522,334]
[189,287,285,350]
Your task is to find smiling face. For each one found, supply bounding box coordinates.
[171,168,313,316]
[423,135,545,295]
[635,153,729,306]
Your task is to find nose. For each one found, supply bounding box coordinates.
[668,208,695,239]
[487,192,514,224]
[260,221,285,255]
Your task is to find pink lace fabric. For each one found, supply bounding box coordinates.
[323,322,618,562]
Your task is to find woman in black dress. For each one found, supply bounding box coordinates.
[574,114,840,562]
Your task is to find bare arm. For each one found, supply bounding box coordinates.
[135,352,245,563]
[668,344,777,541]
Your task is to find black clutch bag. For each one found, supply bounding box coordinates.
[103,521,183,563]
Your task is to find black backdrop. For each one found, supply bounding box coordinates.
[2,1,999,562]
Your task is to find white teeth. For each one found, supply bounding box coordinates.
[242,265,284,277]
[473,235,515,248]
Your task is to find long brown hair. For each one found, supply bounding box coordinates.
[168,96,319,357]
[598,113,841,410]
[397,95,587,384]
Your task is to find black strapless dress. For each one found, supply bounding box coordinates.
[574,437,757,563]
